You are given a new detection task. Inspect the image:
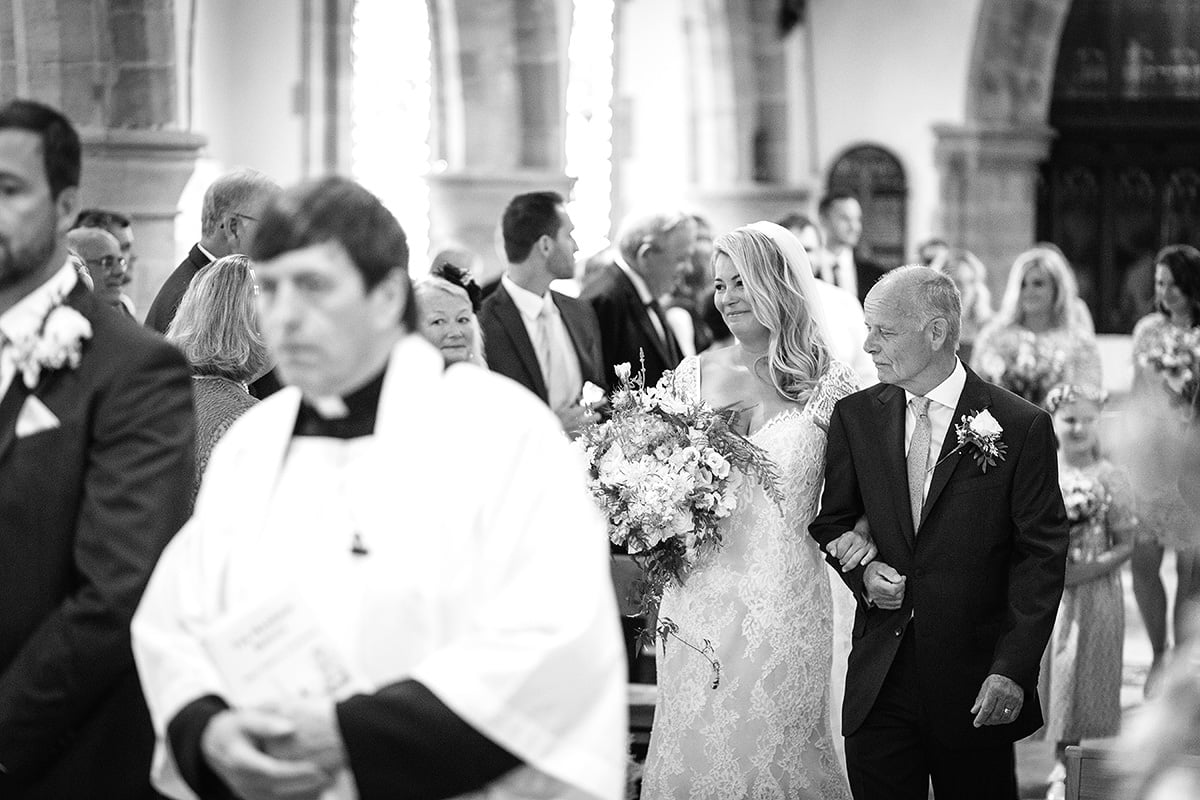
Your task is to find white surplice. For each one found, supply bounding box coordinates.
[132,335,628,800]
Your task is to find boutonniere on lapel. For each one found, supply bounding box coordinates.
[9,302,92,390]
[929,408,1007,473]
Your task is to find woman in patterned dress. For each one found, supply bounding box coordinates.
[970,246,1101,407]
[641,222,869,799]
[1126,244,1200,687]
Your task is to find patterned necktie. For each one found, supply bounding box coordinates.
[907,396,932,532]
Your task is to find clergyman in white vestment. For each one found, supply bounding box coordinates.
[132,177,627,800]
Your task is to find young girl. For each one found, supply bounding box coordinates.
[1043,383,1138,798]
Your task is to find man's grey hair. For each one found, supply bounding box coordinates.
[200,168,280,238]
[615,209,695,265]
[876,264,962,346]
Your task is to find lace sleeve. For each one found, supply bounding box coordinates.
[657,355,701,403]
[809,360,858,428]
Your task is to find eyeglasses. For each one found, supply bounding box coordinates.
[85,255,129,273]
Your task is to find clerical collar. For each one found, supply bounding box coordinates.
[293,367,386,439]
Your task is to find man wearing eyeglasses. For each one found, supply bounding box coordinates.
[73,209,137,315]
[144,168,279,335]
[66,227,130,316]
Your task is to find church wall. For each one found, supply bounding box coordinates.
[808,0,981,258]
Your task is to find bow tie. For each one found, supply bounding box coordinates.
[293,368,386,439]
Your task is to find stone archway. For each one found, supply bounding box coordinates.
[934,0,1071,287]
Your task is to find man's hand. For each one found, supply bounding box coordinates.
[555,404,600,438]
[826,518,877,572]
[863,561,905,609]
[262,700,348,775]
[970,674,1024,728]
[201,709,334,800]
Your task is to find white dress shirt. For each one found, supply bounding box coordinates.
[501,275,583,409]
[612,254,667,343]
[0,263,78,401]
[834,247,859,299]
[904,359,966,501]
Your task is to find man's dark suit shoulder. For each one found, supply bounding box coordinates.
[145,244,210,334]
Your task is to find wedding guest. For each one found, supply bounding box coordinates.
[817,192,886,303]
[780,213,877,385]
[1041,384,1137,800]
[663,212,715,357]
[812,265,1068,800]
[131,175,626,800]
[971,246,1102,407]
[164,254,269,504]
[480,191,605,435]
[931,247,994,365]
[0,98,195,797]
[642,221,866,798]
[1125,244,1200,685]
[66,226,130,316]
[145,168,279,335]
[580,209,695,387]
[414,266,486,366]
[1035,242,1096,334]
[73,208,136,316]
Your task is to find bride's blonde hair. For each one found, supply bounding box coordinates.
[712,226,830,403]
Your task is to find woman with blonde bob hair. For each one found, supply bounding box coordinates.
[165,254,270,501]
[970,245,1101,406]
[642,221,866,799]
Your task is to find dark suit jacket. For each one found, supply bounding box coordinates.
[809,367,1067,749]
[144,243,209,334]
[479,284,607,404]
[816,251,887,305]
[0,283,195,797]
[579,263,681,388]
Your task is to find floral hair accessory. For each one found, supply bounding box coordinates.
[1044,383,1107,414]
[430,262,482,312]
[929,408,1007,474]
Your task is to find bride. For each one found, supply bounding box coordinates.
[641,221,871,799]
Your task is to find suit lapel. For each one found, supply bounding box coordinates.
[492,286,548,401]
[609,266,673,367]
[876,384,916,550]
[555,293,597,385]
[0,282,92,466]
[919,370,993,527]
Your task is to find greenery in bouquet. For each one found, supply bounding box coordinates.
[978,330,1066,406]
[1138,325,1200,412]
[1060,471,1110,564]
[578,359,782,685]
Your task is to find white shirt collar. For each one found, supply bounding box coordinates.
[905,358,966,411]
[197,243,218,263]
[0,261,78,345]
[613,252,656,306]
[501,274,552,322]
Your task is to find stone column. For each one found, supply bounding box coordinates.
[933,122,1055,296]
[0,0,204,318]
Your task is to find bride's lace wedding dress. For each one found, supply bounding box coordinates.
[641,356,856,800]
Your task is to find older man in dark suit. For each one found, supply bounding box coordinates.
[0,100,195,798]
[481,191,606,435]
[580,209,695,388]
[811,266,1067,800]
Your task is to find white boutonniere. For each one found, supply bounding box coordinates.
[9,304,92,389]
[928,408,1007,473]
[579,381,607,413]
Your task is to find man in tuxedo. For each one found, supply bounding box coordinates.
[481,191,605,435]
[0,99,195,797]
[818,192,887,304]
[810,266,1067,799]
[580,209,695,387]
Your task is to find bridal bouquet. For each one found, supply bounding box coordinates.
[1138,325,1200,410]
[978,330,1067,407]
[579,361,781,612]
[1061,471,1110,564]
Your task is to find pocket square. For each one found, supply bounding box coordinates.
[15,395,60,438]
